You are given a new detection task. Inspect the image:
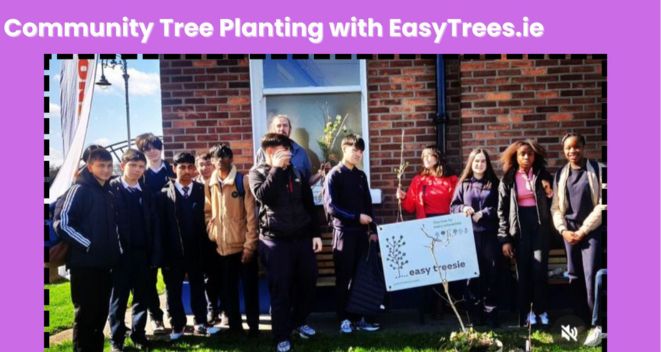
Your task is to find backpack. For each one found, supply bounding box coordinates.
[319,176,334,227]
[47,195,69,267]
[235,171,245,197]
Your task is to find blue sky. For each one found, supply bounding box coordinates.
[46,57,163,165]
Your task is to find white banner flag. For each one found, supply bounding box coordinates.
[377,214,480,292]
[49,56,97,202]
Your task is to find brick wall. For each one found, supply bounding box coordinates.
[159,57,254,171]
[459,55,606,174]
[159,54,606,225]
[365,57,462,222]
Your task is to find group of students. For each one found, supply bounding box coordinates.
[52,113,606,352]
[396,132,605,346]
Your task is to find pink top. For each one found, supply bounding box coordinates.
[515,168,537,207]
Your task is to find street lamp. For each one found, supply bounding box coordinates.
[95,58,131,148]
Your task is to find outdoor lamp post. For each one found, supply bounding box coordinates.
[95,58,132,148]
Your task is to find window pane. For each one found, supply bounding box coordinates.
[264,59,360,88]
[265,93,363,171]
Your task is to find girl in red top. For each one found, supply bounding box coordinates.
[397,146,458,219]
[395,146,457,323]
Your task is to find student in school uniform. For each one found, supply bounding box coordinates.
[156,152,221,340]
[249,133,323,352]
[497,139,554,327]
[107,149,161,352]
[551,133,605,328]
[450,148,501,327]
[194,151,223,325]
[206,144,259,334]
[134,132,172,334]
[323,134,380,334]
[53,148,121,352]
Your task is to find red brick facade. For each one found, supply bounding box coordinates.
[159,54,605,224]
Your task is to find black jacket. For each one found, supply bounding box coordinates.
[497,167,553,245]
[156,180,207,266]
[450,178,500,235]
[109,178,162,267]
[249,164,320,239]
[53,169,121,269]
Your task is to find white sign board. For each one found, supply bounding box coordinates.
[377,214,480,292]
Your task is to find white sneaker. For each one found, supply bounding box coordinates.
[340,319,353,334]
[296,324,316,339]
[538,312,549,326]
[526,312,537,326]
[584,326,604,347]
[276,340,292,352]
[355,318,381,332]
[206,326,221,335]
[169,329,184,341]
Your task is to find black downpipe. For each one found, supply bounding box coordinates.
[434,55,447,154]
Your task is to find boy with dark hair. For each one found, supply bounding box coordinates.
[157,152,220,340]
[108,149,161,351]
[249,133,323,352]
[134,132,171,333]
[323,134,380,334]
[53,147,121,352]
[206,144,259,334]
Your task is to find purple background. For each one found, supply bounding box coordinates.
[0,0,658,350]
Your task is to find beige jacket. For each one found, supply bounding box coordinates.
[551,159,606,235]
[205,166,258,256]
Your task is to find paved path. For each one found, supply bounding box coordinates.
[50,293,539,346]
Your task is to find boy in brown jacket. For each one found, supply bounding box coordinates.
[205,144,259,333]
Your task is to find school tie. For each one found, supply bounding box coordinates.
[182,186,190,199]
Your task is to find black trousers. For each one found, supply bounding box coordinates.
[206,249,260,332]
[240,253,260,332]
[204,248,222,319]
[162,259,207,331]
[108,250,150,346]
[146,268,164,322]
[69,267,113,352]
[515,207,549,325]
[465,230,500,319]
[332,228,369,322]
[565,219,602,324]
[218,252,243,331]
[259,237,317,342]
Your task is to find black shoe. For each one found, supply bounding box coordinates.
[485,309,499,329]
[132,337,150,351]
[151,320,167,335]
[110,343,124,352]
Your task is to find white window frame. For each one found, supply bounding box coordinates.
[249,58,381,203]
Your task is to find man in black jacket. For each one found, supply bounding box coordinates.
[53,148,121,352]
[249,133,323,352]
[108,149,161,351]
[156,152,220,340]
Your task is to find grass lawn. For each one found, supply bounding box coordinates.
[47,329,602,351]
[46,270,166,334]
